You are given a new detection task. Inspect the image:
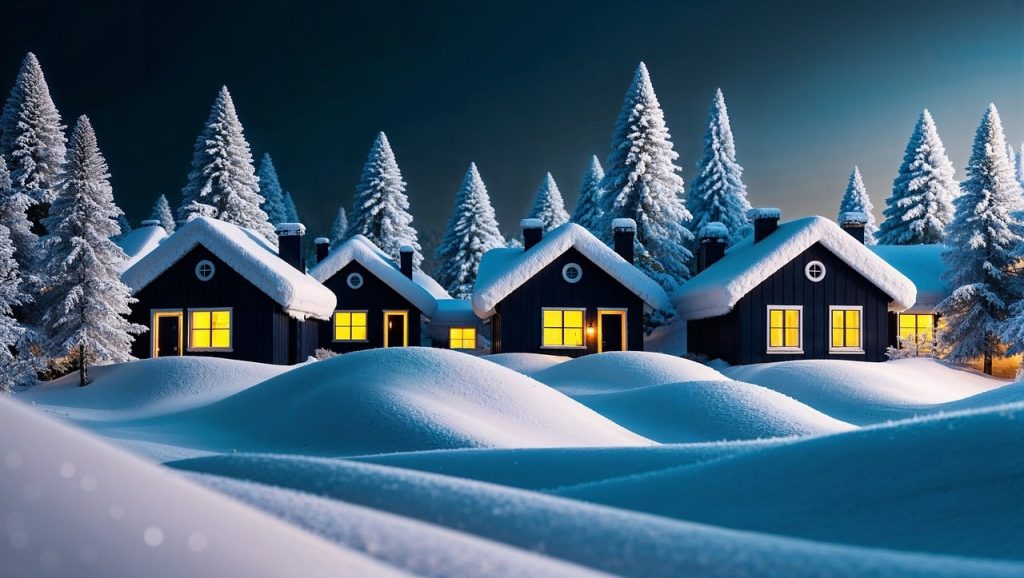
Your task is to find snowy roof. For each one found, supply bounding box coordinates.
[673,216,917,320]
[870,244,950,313]
[472,223,673,318]
[308,235,442,317]
[115,223,168,273]
[121,217,336,320]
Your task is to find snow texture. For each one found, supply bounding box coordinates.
[570,155,605,233]
[870,244,949,312]
[472,222,673,318]
[255,153,287,226]
[483,352,570,376]
[747,207,781,219]
[328,205,348,248]
[838,166,877,244]
[435,163,506,299]
[121,216,336,320]
[0,220,30,391]
[673,216,917,320]
[534,351,728,395]
[611,217,636,231]
[838,211,868,225]
[114,222,168,272]
[528,172,570,231]
[698,221,729,240]
[0,156,38,293]
[149,194,175,234]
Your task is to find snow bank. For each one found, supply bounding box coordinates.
[533,351,726,395]
[484,352,570,376]
[0,399,408,578]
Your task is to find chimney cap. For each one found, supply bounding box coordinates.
[520,218,544,230]
[612,218,637,231]
[699,222,729,240]
[838,211,868,226]
[275,222,306,236]
[399,245,414,254]
[140,219,161,227]
[313,237,330,245]
[747,208,781,221]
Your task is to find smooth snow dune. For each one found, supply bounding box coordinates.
[558,403,1024,560]
[0,399,409,578]
[574,380,854,442]
[484,352,570,376]
[534,351,726,395]
[18,357,290,419]
[723,357,1008,424]
[170,454,1023,578]
[938,381,1024,412]
[130,348,651,455]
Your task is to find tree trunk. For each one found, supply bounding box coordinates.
[78,344,89,387]
[983,351,993,376]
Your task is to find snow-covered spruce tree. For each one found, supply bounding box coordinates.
[599,62,694,289]
[328,206,348,248]
[282,191,300,222]
[0,52,67,230]
[256,152,288,225]
[1016,144,1024,193]
[435,163,505,299]
[178,87,275,242]
[937,104,1023,375]
[0,156,39,286]
[877,110,958,245]
[838,166,877,244]
[0,222,33,392]
[685,88,752,247]
[528,172,570,231]
[38,116,145,386]
[571,155,605,233]
[114,213,131,238]
[150,194,175,233]
[347,132,422,266]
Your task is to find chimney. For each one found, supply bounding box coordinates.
[399,245,414,279]
[697,222,729,273]
[522,218,544,250]
[275,222,305,271]
[838,211,867,244]
[612,218,636,264]
[748,208,781,243]
[314,237,330,264]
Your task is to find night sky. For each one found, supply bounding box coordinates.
[2,0,1022,242]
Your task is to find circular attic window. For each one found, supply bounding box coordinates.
[562,263,583,284]
[347,272,365,289]
[195,260,216,282]
[805,261,826,283]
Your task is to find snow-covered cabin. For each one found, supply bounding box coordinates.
[675,210,916,364]
[870,243,950,348]
[114,219,168,272]
[121,217,336,364]
[472,219,672,357]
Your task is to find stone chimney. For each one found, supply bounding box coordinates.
[522,218,544,250]
[697,222,729,273]
[314,237,330,264]
[612,218,636,264]
[838,211,867,244]
[275,223,305,271]
[399,245,414,279]
[748,208,781,243]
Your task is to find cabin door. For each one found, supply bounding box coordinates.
[598,309,627,353]
[152,311,183,358]
[383,311,409,347]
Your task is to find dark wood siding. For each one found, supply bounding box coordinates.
[318,261,423,353]
[687,242,891,364]
[491,247,644,357]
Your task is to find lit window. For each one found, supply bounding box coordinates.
[189,309,231,350]
[830,307,863,352]
[334,311,367,341]
[767,306,801,351]
[449,327,476,350]
[898,314,935,347]
[542,309,585,348]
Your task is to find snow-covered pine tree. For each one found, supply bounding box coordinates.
[937,104,1023,375]
[0,222,33,392]
[599,62,694,289]
[1015,144,1024,193]
[150,194,175,233]
[282,191,300,222]
[347,132,422,266]
[528,172,570,231]
[256,152,288,225]
[328,206,348,248]
[38,116,145,386]
[876,110,958,245]
[838,166,877,244]
[685,88,752,247]
[178,87,275,242]
[0,52,67,229]
[0,156,39,286]
[115,213,131,238]
[571,155,605,233]
[435,163,505,299]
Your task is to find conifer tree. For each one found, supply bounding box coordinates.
[0,222,33,392]
[0,157,38,285]
[115,213,131,238]
[256,152,288,225]
[685,88,752,246]
[1015,144,1024,193]
[178,87,275,242]
[150,194,175,233]
[435,163,505,299]
[347,132,422,266]
[38,116,145,386]
[877,110,957,245]
[937,104,1023,375]
[838,166,877,244]
[282,191,300,222]
[571,155,605,233]
[528,172,570,231]
[329,206,348,248]
[599,62,694,289]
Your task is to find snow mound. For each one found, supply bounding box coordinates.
[534,351,726,395]
[484,352,570,376]
[0,399,408,578]
[939,381,1024,412]
[142,348,650,454]
[574,380,854,442]
[559,403,1024,561]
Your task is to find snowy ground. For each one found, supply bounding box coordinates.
[4,349,1022,577]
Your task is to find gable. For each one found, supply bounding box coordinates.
[321,261,424,314]
[498,247,646,310]
[134,245,277,312]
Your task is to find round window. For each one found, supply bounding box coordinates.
[805,261,826,283]
[195,260,216,282]
[347,272,364,289]
[562,263,583,284]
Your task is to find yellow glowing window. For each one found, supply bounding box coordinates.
[898,314,935,347]
[542,309,585,347]
[449,327,476,349]
[189,309,231,350]
[767,307,801,350]
[830,307,862,350]
[334,311,368,341]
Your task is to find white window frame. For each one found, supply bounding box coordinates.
[828,305,865,354]
[766,305,803,354]
[186,307,233,352]
[562,263,583,284]
[804,260,826,283]
[195,259,216,282]
[346,272,364,290]
[540,307,588,350]
[333,310,369,343]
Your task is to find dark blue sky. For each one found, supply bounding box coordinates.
[2,1,1022,240]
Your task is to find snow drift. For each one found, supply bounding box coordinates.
[533,351,726,395]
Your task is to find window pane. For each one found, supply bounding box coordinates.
[832,310,843,328]
[846,310,859,329]
[352,326,366,340]
[212,310,231,329]
[564,328,583,346]
[785,309,800,329]
[192,330,210,348]
[353,312,367,327]
[899,327,915,340]
[336,326,349,341]
[192,311,210,329]
[543,310,562,328]
[919,315,934,333]
[336,312,350,327]
[564,310,583,328]
[832,328,844,347]
[449,328,460,343]
[463,328,475,344]
[769,310,783,328]
[543,328,563,346]
[899,314,916,329]
[212,329,230,348]
[769,328,783,347]
[846,328,860,347]
[785,328,799,347]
